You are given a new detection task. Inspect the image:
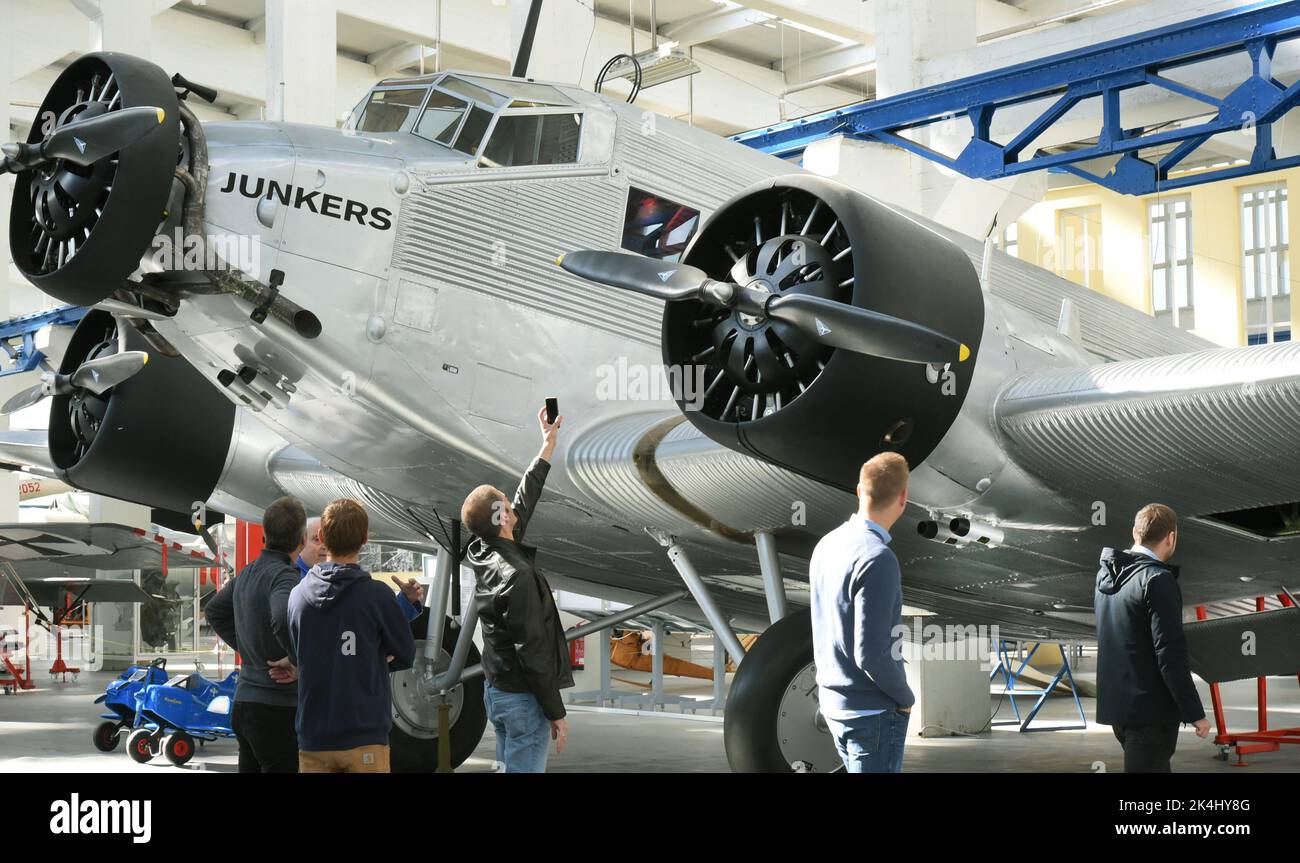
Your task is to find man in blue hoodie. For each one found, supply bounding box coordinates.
[294,514,424,619]
[288,498,415,772]
[1095,504,1209,772]
[809,452,915,773]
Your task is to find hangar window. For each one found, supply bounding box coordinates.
[480,112,583,167]
[1150,197,1194,330]
[414,91,469,145]
[357,87,430,134]
[1241,182,1291,345]
[621,188,700,262]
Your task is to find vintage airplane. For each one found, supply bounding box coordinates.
[3,50,1300,772]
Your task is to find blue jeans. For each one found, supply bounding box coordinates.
[824,709,910,773]
[484,682,551,773]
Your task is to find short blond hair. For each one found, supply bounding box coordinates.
[1132,503,1177,546]
[859,452,909,504]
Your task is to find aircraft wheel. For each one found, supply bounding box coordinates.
[389,612,488,772]
[92,720,122,752]
[163,731,195,766]
[125,728,157,763]
[8,52,180,306]
[724,611,841,772]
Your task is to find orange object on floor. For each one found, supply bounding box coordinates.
[609,631,714,680]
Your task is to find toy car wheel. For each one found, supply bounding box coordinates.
[92,720,122,752]
[126,728,157,763]
[163,731,195,766]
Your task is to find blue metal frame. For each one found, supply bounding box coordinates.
[0,305,87,379]
[989,640,1087,732]
[733,1,1300,196]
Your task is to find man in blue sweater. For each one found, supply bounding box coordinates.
[288,498,415,772]
[809,451,915,773]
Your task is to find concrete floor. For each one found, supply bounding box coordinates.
[2,664,1298,773]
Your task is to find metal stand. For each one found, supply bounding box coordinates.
[1197,596,1300,766]
[614,620,695,712]
[565,590,689,707]
[989,640,1086,732]
[567,626,617,706]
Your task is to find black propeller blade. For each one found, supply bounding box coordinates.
[0,351,149,415]
[767,293,969,365]
[557,251,717,301]
[0,106,165,174]
[556,249,968,365]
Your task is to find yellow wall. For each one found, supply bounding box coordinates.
[1011,165,1300,348]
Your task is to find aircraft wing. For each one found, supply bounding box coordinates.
[0,523,219,570]
[996,340,1300,535]
[0,574,151,607]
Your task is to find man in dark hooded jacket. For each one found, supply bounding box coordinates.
[460,405,573,773]
[288,498,415,772]
[1095,503,1209,772]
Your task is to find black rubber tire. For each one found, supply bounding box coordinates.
[389,611,488,773]
[92,720,122,752]
[125,728,157,764]
[724,610,815,773]
[162,731,195,766]
[9,52,180,306]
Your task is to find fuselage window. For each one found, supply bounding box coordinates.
[622,188,700,262]
[480,113,583,167]
[357,87,429,134]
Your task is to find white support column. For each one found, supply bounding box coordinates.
[90,0,154,57]
[265,0,338,127]
[87,495,151,528]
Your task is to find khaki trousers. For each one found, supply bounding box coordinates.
[299,744,391,773]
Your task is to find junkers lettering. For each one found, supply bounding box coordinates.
[218,172,393,231]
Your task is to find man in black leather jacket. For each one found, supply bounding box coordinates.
[461,406,573,772]
[1095,503,1210,772]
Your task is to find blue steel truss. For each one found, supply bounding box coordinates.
[0,306,87,379]
[733,1,1300,195]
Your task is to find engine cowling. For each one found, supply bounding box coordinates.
[664,175,985,491]
[8,52,180,306]
[49,310,236,515]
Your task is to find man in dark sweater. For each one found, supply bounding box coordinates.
[203,496,306,773]
[288,498,415,772]
[1096,503,1209,772]
[461,406,573,773]
[809,452,915,773]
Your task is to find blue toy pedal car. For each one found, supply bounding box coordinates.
[92,657,170,752]
[124,669,239,767]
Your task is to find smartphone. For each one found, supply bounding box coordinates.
[545,397,559,425]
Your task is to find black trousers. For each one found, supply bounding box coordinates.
[1112,722,1180,773]
[231,701,299,773]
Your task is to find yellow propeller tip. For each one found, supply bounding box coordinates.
[958,343,971,362]
[156,108,166,124]
[555,254,565,267]
[141,354,150,365]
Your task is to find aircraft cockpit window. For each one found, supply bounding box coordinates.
[621,188,701,262]
[414,91,469,145]
[356,87,430,133]
[453,105,494,156]
[480,112,582,168]
[441,77,508,110]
